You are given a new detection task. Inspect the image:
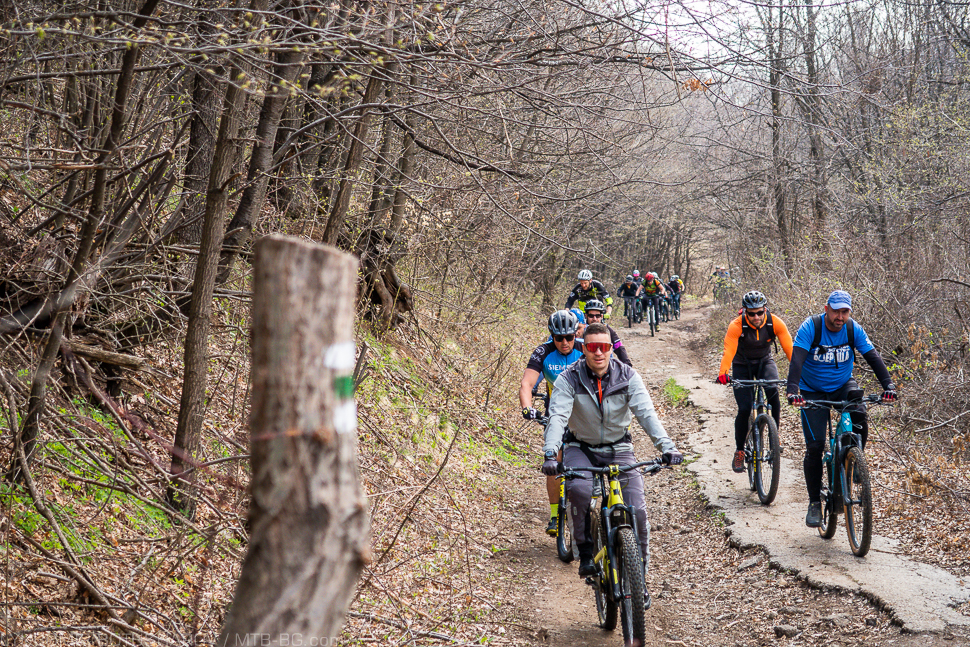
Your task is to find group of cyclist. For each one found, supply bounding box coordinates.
[519,265,898,611]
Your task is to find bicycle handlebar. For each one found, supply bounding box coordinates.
[799,394,892,409]
[728,379,787,387]
[560,458,670,479]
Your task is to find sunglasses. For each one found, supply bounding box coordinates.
[746,310,766,317]
[585,342,612,354]
[586,312,604,319]
[554,334,575,342]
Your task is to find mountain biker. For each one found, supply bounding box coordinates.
[583,299,632,367]
[716,291,794,473]
[640,272,667,329]
[541,322,683,610]
[632,269,642,286]
[667,275,684,312]
[521,310,585,536]
[616,276,642,321]
[565,269,613,319]
[785,290,897,528]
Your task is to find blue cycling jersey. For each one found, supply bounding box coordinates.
[792,316,874,392]
[527,340,584,390]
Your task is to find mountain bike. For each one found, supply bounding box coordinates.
[800,392,893,556]
[659,296,671,322]
[671,293,681,320]
[728,379,785,504]
[623,296,642,329]
[534,413,573,562]
[561,458,670,645]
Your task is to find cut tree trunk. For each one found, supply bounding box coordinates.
[217,234,368,645]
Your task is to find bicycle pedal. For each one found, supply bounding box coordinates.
[584,577,597,586]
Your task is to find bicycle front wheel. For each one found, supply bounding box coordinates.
[818,459,839,539]
[754,414,781,505]
[591,513,617,630]
[627,303,633,329]
[649,308,655,336]
[616,527,646,644]
[844,446,873,557]
[556,485,573,563]
[744,420,757,492]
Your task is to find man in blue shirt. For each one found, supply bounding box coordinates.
[520,310,585,535]
[785,290,897,528]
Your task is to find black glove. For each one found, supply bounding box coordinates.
[787,392,804,407]
[522,407,538,420]
[663,451,684,465]
[881,388,897,403]
[541,459,559,476]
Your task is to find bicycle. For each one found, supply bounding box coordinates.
[561,458,671,644]
[623,296,642,328]
[534,411,573,563]
[671,293,681,320]
[800,392,893,556]
[727,379,786,504]
[659,296,671,322]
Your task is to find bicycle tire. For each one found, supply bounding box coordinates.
[627,302,633,329]
[591,513,617,630]
[844,446,873,556]
[616,527,646,644]
[556,486,573,563]
[649,307,655,336]
[754,414,781,505]
[818,459,839,539]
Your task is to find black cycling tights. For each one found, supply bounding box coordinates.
[803,410,868,502]
[733,391,782,451]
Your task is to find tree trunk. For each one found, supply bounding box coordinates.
[177,59,222,246]
[217,234,367,645]
[166,65,247,518]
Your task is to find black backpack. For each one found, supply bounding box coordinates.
[809,314,855,367]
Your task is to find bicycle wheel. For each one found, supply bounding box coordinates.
[556,484,573,563]
[591,513,617,630]
[627,302,633,329]
[818,460,839,539]
[648,306,655,336]
[844,446,873,557]
[615,526,646,644]
[754,414,781,505]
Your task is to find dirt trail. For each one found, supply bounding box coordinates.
[508,302,970,647]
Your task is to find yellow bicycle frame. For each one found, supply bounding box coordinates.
[593,465,625,578]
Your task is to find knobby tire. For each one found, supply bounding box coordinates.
[556,484,573,563]
[844,446,873,557]
[616,527,646,645]
[754,414,781,505]
[818,459,839,539]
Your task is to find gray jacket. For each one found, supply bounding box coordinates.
[543,356,676,456]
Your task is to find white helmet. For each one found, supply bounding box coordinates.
[578,269,593,281]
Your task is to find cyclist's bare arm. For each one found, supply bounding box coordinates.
[520,368,542,409]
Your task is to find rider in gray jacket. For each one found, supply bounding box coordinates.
[541,323,682,606]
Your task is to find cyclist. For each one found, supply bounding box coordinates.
[565,269,613,319]
[583,299,632,366]
[716,291,794,473]
[640,272,667,329]
[521,310,585,536]
[785,290,897,528]
[632,269,642,286]
[541,322,683,609]
[667,275,684,312]
[616,276,642,322]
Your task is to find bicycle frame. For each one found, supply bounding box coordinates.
[805,396,876,508]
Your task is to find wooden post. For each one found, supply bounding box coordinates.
[218,234,368,647]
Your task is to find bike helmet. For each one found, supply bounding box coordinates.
[645,272,655,280]
[578,269,593,281]
[741,290,768,309]
[569,308,586,324]
[585,299,606,314]
[548,309,579,336]
[633,270,641,278]
[671,275,679,281]
[625,275,634,283]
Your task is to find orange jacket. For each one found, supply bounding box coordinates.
[718,312,794,376]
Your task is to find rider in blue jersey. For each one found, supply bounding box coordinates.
[520,310,584,535]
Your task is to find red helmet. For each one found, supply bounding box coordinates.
[645,272,655,280]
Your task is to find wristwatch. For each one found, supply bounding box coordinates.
[544,450,557,460]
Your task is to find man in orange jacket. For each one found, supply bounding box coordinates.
[716,291,794,472]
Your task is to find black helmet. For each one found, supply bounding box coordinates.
[548,309,579,336]
[585,299,606,314]
[741,291,768,309]
[625,275,634,282]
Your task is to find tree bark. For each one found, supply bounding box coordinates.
[217,234,367,646]
[166,65,247,518]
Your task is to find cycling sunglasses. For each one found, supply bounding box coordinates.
[745,309,766,317]
[585,342,612,354]
[586,312,604,319]
[553,334,575,342]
